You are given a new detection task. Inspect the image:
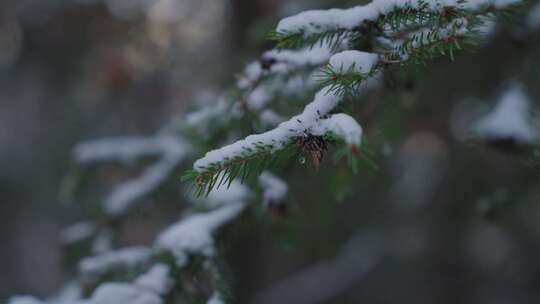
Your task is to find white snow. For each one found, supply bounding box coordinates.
[90,283,161,304]
[193,86,343,171]
[74,135,190,216]
[104,149,186,216]
[276,0,521,36]
[260,110,286,127]
[48,281,85,304]
[19,262,173,304]
[10,291,86,304]
[17,264,173,304]
[329,50,379,74]
[207,292,225,304]
[476,15,496,37]
[184,97,232,129]
[238,44,334,89]
[247,86,273,111]
[199,180,251,207]
[263,44,333,67]
[258,172,288,205]
[237,61,263,89]
[527,2,540,30]
[74,136,184,164]
[60,222,96,244]
[87,263,172,304]
[281,74,316,96]
[79,246,152,276]
[156,202,246,266]
[474,84,538,143]
[91,229,113,254]
[134,264,173,295]
[8,296,43,304]
[313,113,363,146]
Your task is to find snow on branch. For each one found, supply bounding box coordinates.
[189,50,380,194]
[189,85,344,190]
[12,182,251,304]
[133,264,173,296]
[275,0,520,37]
[9,265,172,304]
[176,0,531,222]
[237,44,334,89]
[156,201,247,266]
[258,171,288,206]
[89,282,162,304]
[320,50,381,95]
[79,246,152,277]
[193,86,337,169]
[87,264,172,304]
[183,97,240,134]
[328,50,379,74]
[60,221,96,245]
[262,44,334,71]
[235,43,345,126]
[104,149,186,216]
[74,136,185,164]
[313,113,364,147]
[8,297,44,304]
[473,84,538,144]
[199,180,252,208]
[206,292,226,304]
[74,135,190,216]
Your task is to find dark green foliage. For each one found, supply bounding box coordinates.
[317,63,380,96]
[268,29,358,51]
[183,140,298,198]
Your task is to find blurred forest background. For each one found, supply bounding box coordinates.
[1,0,540,303]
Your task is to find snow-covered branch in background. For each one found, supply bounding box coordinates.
[75,135,191,216]
[156,201,247,267]
[74,136,181,164]
[10,182,249,304]
[79,246,152,277]
[10,264,173,304]
[473,83,538,144]
[89,263,172,304]
[200,180,252,208]
[258,171,288,206]
[59,221,96,245]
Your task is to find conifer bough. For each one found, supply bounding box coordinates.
[188,0,523,196]
[8,0,529,303]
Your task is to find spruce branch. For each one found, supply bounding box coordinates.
[268,29,356,51]
[184,140,297,198]
[317,64,380,97]
[270,0,524,51]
